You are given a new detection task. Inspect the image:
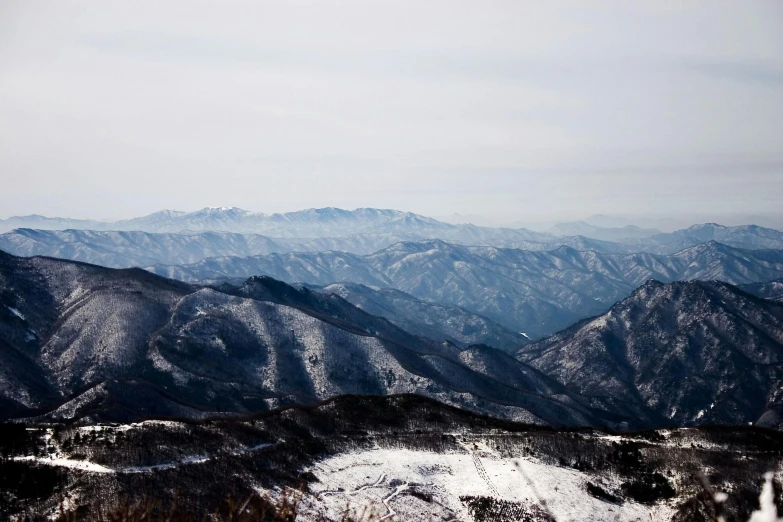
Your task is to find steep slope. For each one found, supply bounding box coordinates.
[516,280,783,428]
[311,282,529,351]
[148,241,783,339]
[0,250,621,428]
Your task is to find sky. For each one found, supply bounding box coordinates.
[0,1,782,223]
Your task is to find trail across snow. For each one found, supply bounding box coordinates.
[459,440,501,498]
[380,483,409,521]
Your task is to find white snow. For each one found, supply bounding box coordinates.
[307,446,676,522]
[12,442,273,474]
[13,455,114,473]
[749,472,783,522]
[7,306,25,320]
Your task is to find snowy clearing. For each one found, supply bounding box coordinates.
[308,447,677,522]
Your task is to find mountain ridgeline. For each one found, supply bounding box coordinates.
[0,250,629,428]
[147,240,783,339]
[3,208,783,258]
[2,249,783,431]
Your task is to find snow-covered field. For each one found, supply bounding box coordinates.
[306,445,677,522]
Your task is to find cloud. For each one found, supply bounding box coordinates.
[0,0,781,221]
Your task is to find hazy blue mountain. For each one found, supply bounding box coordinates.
[581,214,684,232]
[547,221,662,241]
[516,280,783,428]
[0,207,554,243]
[0,250,621,427]
[3,212,783,270]
[619,223,783,253]
[0,214,106,233]
[0,228,647,266]
[147,240,783,339]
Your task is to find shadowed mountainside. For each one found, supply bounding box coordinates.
[0,250,627,428]
[517,280,783,429]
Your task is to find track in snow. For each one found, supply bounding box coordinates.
[470,452,501,497]
[458,440,501,498]
[319,472,387,498]
[380,483,409,521]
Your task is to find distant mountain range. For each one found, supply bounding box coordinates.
[0,207,550,243]
[517,280,783,428]
[0,250,623,427]
[147,240,783,339]
[3,207,782,253]
[546,221,662,241]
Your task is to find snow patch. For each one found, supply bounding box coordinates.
[309,447,675,522]
[7,306,25,320]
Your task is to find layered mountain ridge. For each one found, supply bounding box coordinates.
[0,250,626,428]
[3,248,783,430]
[147,240,783,339]
[3,208,783,254]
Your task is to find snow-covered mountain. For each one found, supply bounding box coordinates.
[619,223,783,252]
[3,219,783,276]
[0,250,619,428]
[517,279,783,428]
[0,227,647,266]
[147,240,783,339]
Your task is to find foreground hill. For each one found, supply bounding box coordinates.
[517,280,783,429]
[0,250,620,428]
[4,394,782,521]
[149,240,783,339]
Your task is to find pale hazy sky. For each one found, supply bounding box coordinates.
[1,1,782,222]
